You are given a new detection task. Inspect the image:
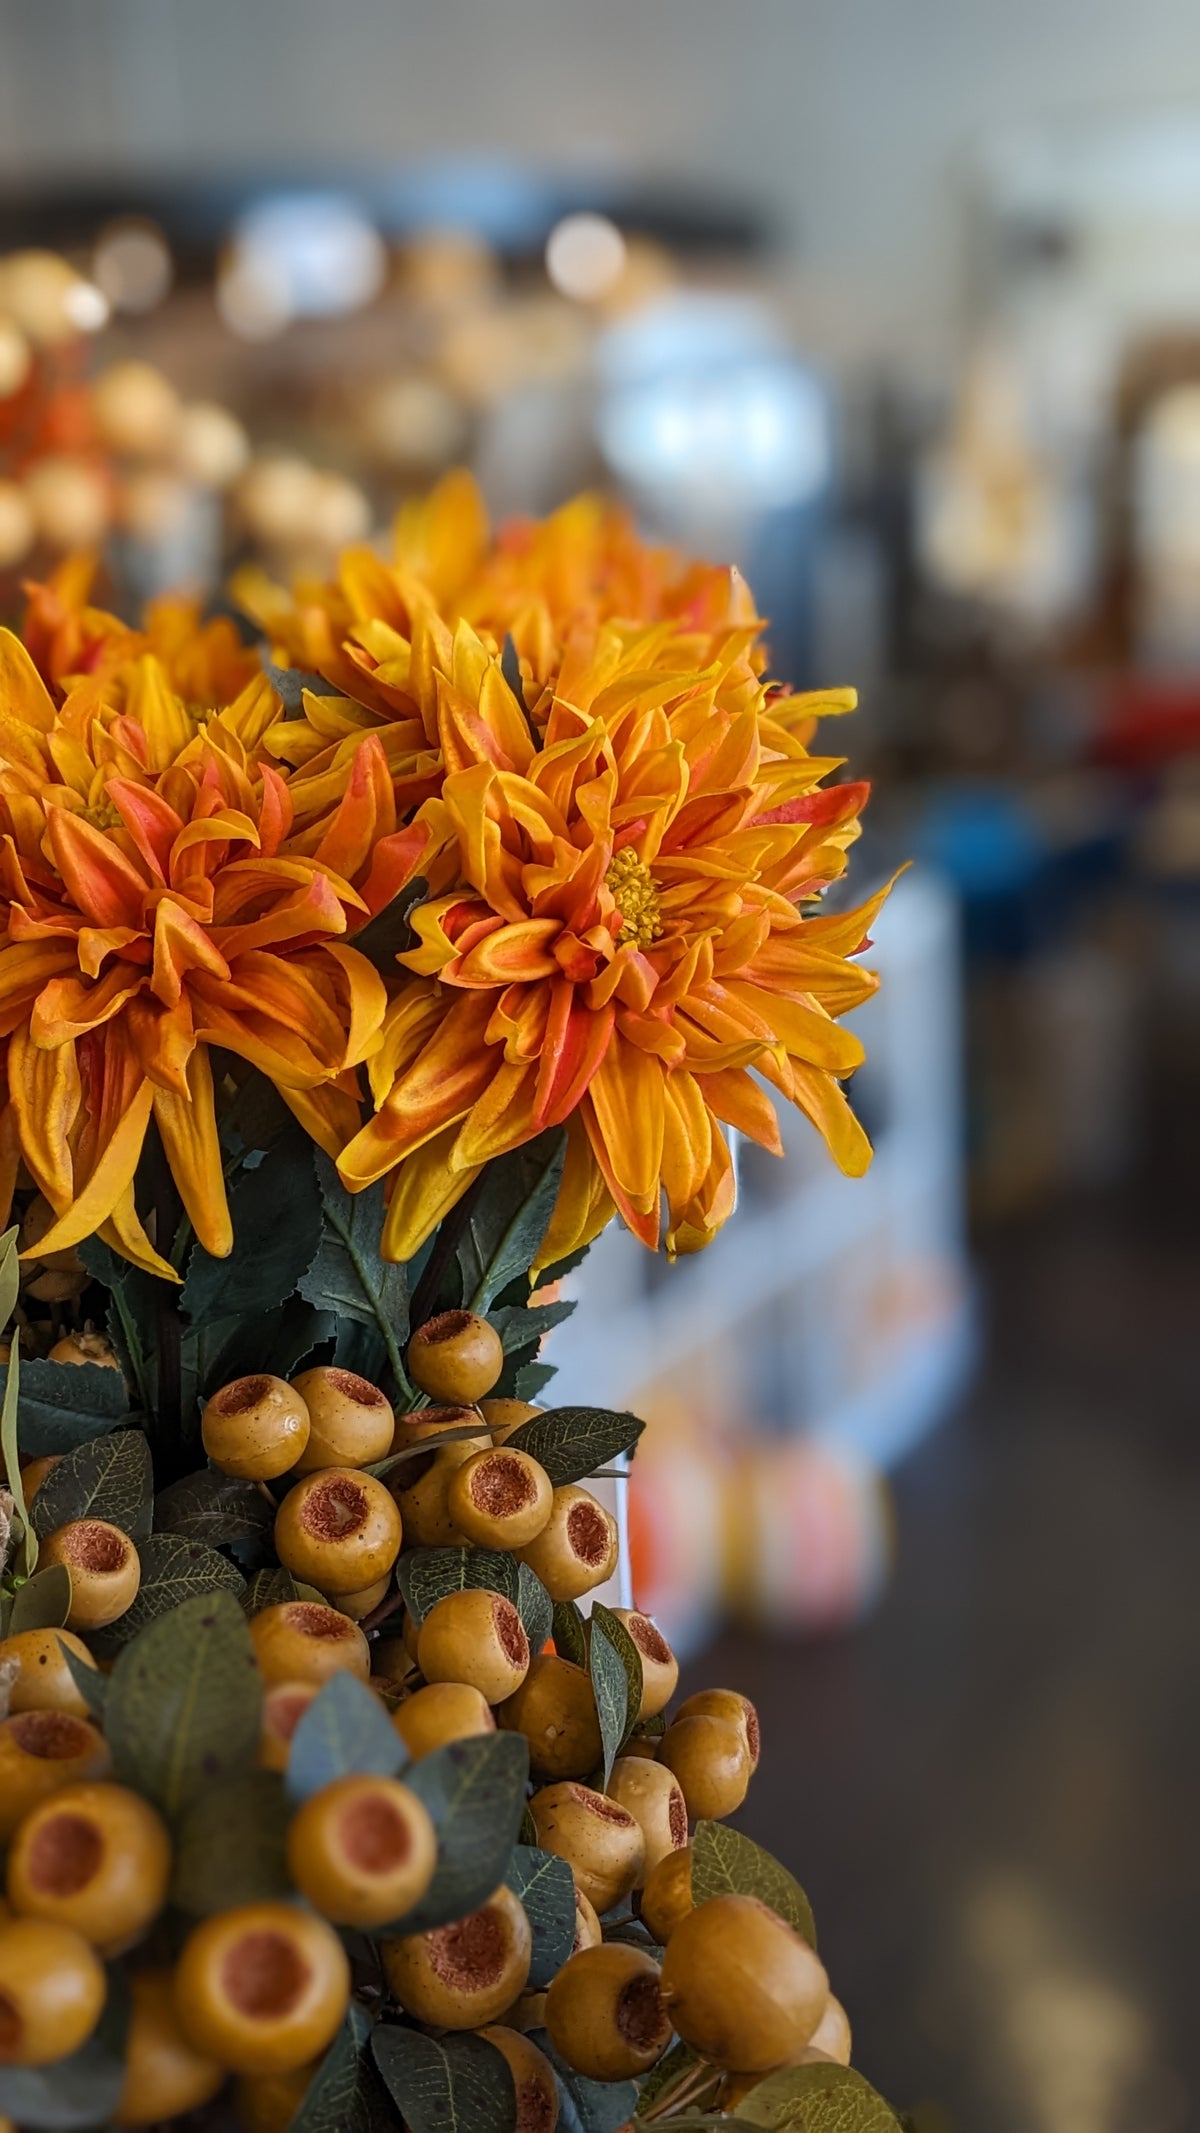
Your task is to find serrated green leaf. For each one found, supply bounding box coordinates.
[105,1588,262,1819]
[504,1406,643,1486]
[2,1357,128,1458]
[588,1612,630,1787]
[513,1359,557,1401]
[30,1429,152,1542]
[516,1562,553,1652]
[8,1563,72,1635]
[155,1465,275,1544]
[293,2003,391,2133]
[0,1968,129,2129]
[591,1602,642,1751]
[488,1298,576,1354]
[455,1131,566,1312]
[734,2063,904,2130]
[506,1844,576,1988]
[57,1635,108,1719]
[552,1599,588,1667]
[691,1821,817,1949]
[286,1671,408,1802]
[92,1534,245,1653]
[372,2027,515,2133]
[299,1153,410,1394]
[538,2034,637,2133]
[395,1731,530,1933]
[182,1124,322,1326]
[172,1768,293,1912]
[349,875,429,973]
[397,1544,520,1626]
[241,1565,300,1613]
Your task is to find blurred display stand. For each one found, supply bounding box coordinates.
[549,866,973,1652]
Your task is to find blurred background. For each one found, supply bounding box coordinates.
[1,3,1197,2125]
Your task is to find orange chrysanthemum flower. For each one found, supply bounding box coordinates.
[21,554,260,714]
[0,631,383,1278]
[337,615,887,1265]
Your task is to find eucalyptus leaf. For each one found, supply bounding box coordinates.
[506,1845,576,1988]
[552,1599,588,1668]
[455,1131,566,1312]
[155,1466,276,1544]
[105,1588,262,1818]
[8,1563,72,1635]
[504,1406,643,1487]
[92,1535,245,1653]
[590,1603,643,1751]
[691,1821,817,1949]
[172,1768,293,1912]
[517,1562,553,1653]
[349,875,429,974]
[397,1544,520,1626]
[733,2063,904,2130]
[57,1636,108,1720]
[182,1124,322,1326]
[588,1609,632,1785]
[537,2034,637,2133]
[293,2002,391,2133]
[30,1429,152,1542]
[2,1358,127,1458]
[299,1153,409,1392]
[0,1968,129,2129]
[396,1732,530,1933]
[286,1671,408,1802]
[372,2027,516,2133]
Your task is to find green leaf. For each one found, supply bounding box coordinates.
[30,1429,153,1542]
[691,1821,817,1949]
[365,1424,486,1481]
[588,1611,631,1787]
[538,2035,637,2133]
[590,1603,643,1752]
[2,1357,128,1458]
[0,1968,129,2129]
[8,1563,72,1635]
[633,2039,707,2116]
[155,1466,276,1544]
[0,1228,31,1576]
[488,1298,576,1354]
[397,1732,530,1933]
[293,2003,391,2133]
[182,1123,323,1327]
[57,1636,108,1719]
[506,1844,576,1988]
[104,1588,262,1819]
[286,1672,408,1801]
[397,1544,519,1626]
[241,1565,300,1613]
[516,1562,553,1653]
[92,1535,245,1653]
[372,2027,516,2133]
[504,1406,643,1486]
[455,1130,566,1312]
[552,1599,588,1668]
[734,2064,904,2130]
[76,1234,164,1419]
[299,1153,410,1394]
[350,875,429,974]
[172,1768,293,1912]
[513,1359,558,1401]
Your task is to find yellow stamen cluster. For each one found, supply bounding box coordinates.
[606,848,663,950]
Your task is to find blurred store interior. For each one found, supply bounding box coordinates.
[1,3,1198,2126]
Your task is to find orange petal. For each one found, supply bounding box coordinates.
[0,628,57,733]
[25,1075,155,1258]
[380,1128,484,1262]
[46,809,149,929]
[152,1046,233,1257]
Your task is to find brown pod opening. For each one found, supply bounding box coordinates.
[62,1522,128,1574]
[744,1706,761,1763]
[516,2078,556,2133]
[470,1456,535,1518]
[212,1375,272,1415]
[566,1501,611,1566]
[286,1604,354,1642]
[668,1788,689,1849]
[493,1598,530,1669]
[427,1906,507,1991]
[10,1711,94,1761]
[221,1929,311,2020]
[617,1971,668,2049]
[26,1812,103,1896]
[577,1789,635,1827]
[339,1794,412,1874]
[299,1476,370,1542]
[325,1369,388,1406]
[627,1615,671,1666]
[264,1687,316,1741]
[415,1310,473,1348]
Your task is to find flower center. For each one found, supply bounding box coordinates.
[606,848,662,950]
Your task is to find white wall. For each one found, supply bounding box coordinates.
[2,0,1200,373]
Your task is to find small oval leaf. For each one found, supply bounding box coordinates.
[691,1820,817,1949]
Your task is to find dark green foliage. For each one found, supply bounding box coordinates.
[506,1844,577,1987]
[29,1429,153,1541]
[504,1405,644,1485]
[285,1672,409,1801]
[372,2027,516,2133]
[395,1732,530,1934]
[104,1589,261,1819]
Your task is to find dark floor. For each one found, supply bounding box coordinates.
[681,1198,1199,2132]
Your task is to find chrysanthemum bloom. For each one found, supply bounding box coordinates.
[338,617,886,1264]
[21,555,260,713]
[0,632,384,1276]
